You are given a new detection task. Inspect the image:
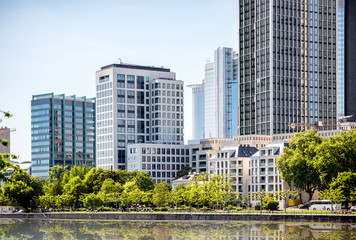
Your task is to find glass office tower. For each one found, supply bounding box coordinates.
[337,0,345,117]
[31,93,96,178]
[345,0,356,121]
[239,0,337,135]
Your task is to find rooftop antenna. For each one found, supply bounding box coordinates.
[118,58,122,64]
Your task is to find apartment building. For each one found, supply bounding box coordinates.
[126,143,189,183]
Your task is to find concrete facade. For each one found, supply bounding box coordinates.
[95,63,184,170]
[126,143,189,183]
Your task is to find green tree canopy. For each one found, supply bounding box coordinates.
[315,130,356,188]
[3,171,44,209]
[276,130,323,201]
[175,166,192,179]
[152,182,171,207]
[321,172,356,206]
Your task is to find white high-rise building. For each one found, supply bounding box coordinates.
[96,63,184,170]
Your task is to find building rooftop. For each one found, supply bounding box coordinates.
[100,63,171,72]
[32,93,95,102]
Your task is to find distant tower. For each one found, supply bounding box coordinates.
[188,83,205,140]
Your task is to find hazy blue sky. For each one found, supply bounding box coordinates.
[0,0,238,162]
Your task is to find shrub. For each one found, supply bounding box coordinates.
[201,206,211,211]
[262,197,279,210]
[98,206,113,212]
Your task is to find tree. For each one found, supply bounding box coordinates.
[276,130,323,201]
[152,182,171,207]
[277,189,299,212]
[175,166,192,179]
[62,176,86,208]
[315,130,356,189]
[171,184,187,207]
[2,171,44,210]
[99,178,122,208]
[83,167,104,193]
[39,195,56,209]
[321,172,356,207]
[83,193,103,210]
[262,197,279,210]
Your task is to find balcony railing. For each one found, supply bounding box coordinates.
[230,164,237,168]
[268,171,274,175]
[260,171,266,175]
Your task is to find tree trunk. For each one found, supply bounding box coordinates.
[307,190,314,202]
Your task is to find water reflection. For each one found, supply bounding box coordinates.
[0,219,355,240]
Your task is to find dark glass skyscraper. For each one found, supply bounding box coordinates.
[31,93,96,178]
[345,0,356,121]
[238,0,337,135]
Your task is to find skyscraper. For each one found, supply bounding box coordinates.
[31,93,96,178]
[190,47,239,140]
[337,0,345,117]
[95,63,184,170]
[187,83,205,140]
[345,0,356,121]
[238,0,337,135]
[205,47,239,139]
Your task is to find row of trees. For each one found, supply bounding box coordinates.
[277,130,356,206]
[0,166,249,210]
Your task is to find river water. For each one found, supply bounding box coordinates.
[0,219,355,239]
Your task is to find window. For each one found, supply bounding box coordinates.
[128,120,135,133]
[117,74,125,88]
[137,91,144,104]
[127,75,135,88]
[127,105,135,118]
[137,76,144,89]
[118,90,125,103]
[137,121,145,133]
[118,120,125,133]
[137,106,145,119]
[118,105,125,118]
[118,135,125,147]
[128,135,135,144]
[127,91,135,103]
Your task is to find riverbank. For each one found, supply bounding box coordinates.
[1,212,355,223]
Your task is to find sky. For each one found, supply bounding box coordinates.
[0,0,238,162]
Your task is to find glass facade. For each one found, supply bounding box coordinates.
[337,0,345,117]
[31,93,96,178]
[202,47,239,139]
[239,0,337,135]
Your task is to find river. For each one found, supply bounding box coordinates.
[0,219,355,239]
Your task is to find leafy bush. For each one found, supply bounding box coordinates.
[262,197,279,210]
[156,207,168,212]
[201,206,211,211]
[76,208,86,212]
[98,206,113,212]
